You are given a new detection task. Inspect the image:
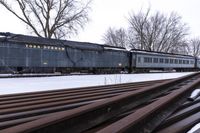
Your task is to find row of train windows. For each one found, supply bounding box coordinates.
[139,57,193,64]
[25,44,65,51]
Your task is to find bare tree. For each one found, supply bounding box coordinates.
[127,8,150,50]
[128,9,189,53]
[188,38,200,57]
[103,27,128,48]
[0,0,91,39]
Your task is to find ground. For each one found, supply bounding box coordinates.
[0,72,194,95]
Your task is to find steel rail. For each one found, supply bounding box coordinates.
[0,92,124,115]
[170,96,200,110]
[0,80,167,129]
[0,115,48,130]
[0,81,168,114]
[97,76,200,133]
[155,112,200,133]
[0,100,104,128]
[154,100,200,132]
[0,81,158,106]
[0,87,139,109]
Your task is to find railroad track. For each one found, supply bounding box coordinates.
[0,73,200,133]
[0,73,96,78]
[0,72,183,78]
[0,79,168,130]
[0,73,64,78]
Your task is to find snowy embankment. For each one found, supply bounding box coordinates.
[0,72,194,95]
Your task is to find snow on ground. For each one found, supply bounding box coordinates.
[187,123,200,133]
[0,72,194,95]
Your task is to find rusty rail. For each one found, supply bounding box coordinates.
[0,79,167,130]
[97,75,200,133]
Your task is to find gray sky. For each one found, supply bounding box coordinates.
[0,0,200,43]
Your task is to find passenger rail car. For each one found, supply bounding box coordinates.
[0,32,198,74]
[0,33,129,73]
[132,50,195,72]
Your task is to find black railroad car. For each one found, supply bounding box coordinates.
[0,33,130,74]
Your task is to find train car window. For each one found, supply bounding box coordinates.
[153,58,158,63]
[138,57,141,63]
[159,58,164,63]
[175,59,178,64]
[144,57,152,63]
[179,60,182,64]
[165,59,169,63]
[149,58,152,63]
[144,57,147,63]
[186,60,189,64]
[170,59,173,64]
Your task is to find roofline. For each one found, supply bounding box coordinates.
[131,48,193,57]
[0,32,193,57]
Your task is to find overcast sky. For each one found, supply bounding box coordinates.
[0,0,200,43]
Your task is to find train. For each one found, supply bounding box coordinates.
[0,32,199,74]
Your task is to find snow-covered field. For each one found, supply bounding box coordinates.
[0,72,194,95]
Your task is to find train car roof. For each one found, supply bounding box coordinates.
[0,32,132,52]
[131,49,194,58]
[0,32,194,58]
[0,32,104,51]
